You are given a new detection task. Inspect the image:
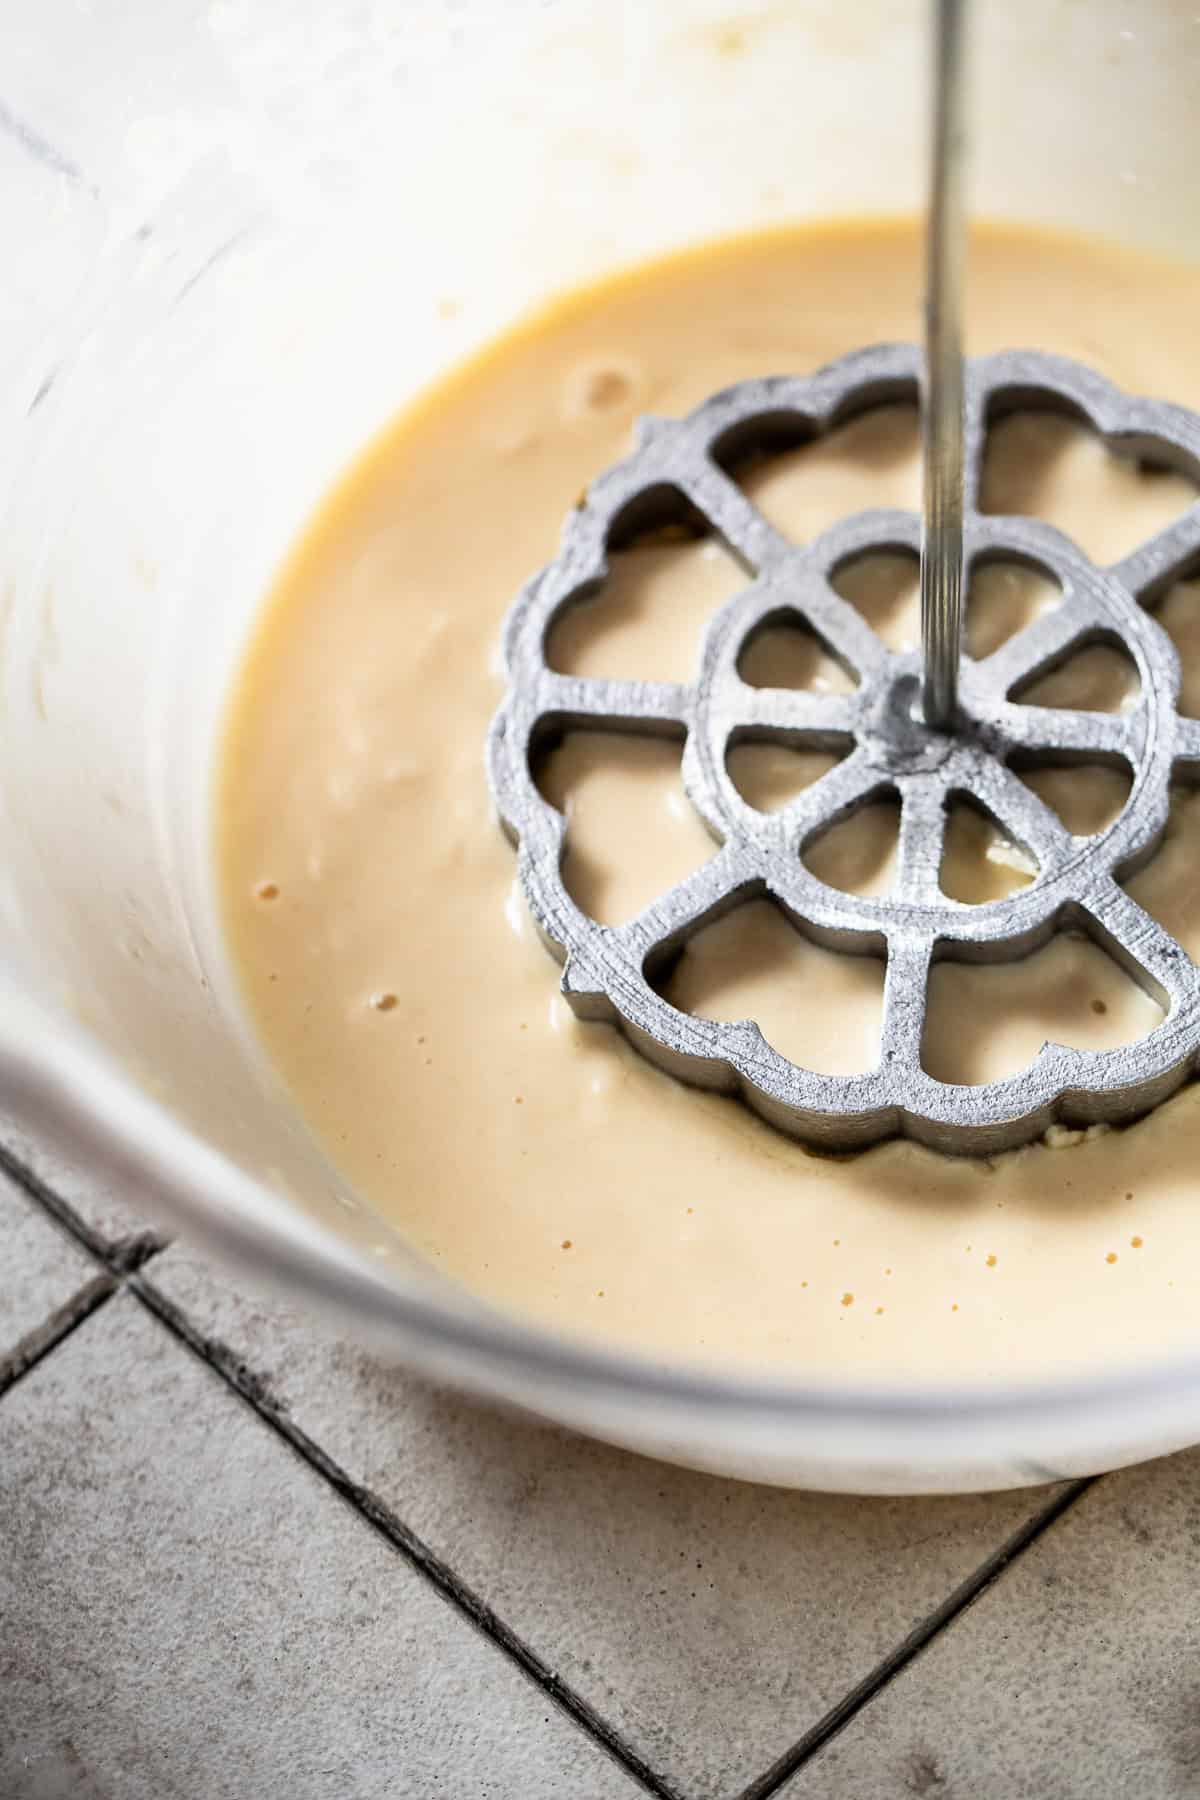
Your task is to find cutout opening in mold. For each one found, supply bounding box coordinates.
[1010,760,1133,838]
[534,730,716,927]
[981,403,1200,567]
[940,795,1038,905]
[1011,638,1141,714]
[922,916,1165,1088]
[829,547,921,654]
[658,895,886,1077]
[728,402,921,547]
[801,790,900,898]
[737,607,858,694]
[965,553,1062,660]
[545,483,746,683]
[726,740,846,814]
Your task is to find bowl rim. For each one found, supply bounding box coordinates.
[5,973,1200,1485]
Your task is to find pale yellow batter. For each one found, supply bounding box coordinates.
[218,221,1200,1383]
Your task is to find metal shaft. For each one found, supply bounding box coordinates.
[920,0,968,731]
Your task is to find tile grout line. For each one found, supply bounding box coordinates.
[0,1139,167,1273]
[0,1138,168,1398]
[0,1272,120,1401]
[2,1136,1103,1800]
[0,1151,682,1799]
[128,1270,686,1800]
[4,1144,680,1800]
[733,1474,1099,1800]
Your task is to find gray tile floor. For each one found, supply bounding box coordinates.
[1,1129,1194,1800]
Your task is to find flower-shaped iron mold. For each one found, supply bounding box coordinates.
[488,347,1200,1152]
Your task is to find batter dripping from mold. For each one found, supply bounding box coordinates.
[218,220,1200,1381]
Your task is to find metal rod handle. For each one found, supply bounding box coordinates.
[920,0,968,731]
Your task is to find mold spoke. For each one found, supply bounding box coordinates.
[1110,500,1200,605]
[992,700,1133,761]
[976,590,1097,698]
[787,747,892,845]
[684,458,795,574]
[1083,878,1197,1008]
[796,570,892,682]
[879,934,933,1073]
[729,685,859,748]
[895,777,950,903]
[976,759,1072,870]
[537,673,690,734]
[614,842,754,969]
